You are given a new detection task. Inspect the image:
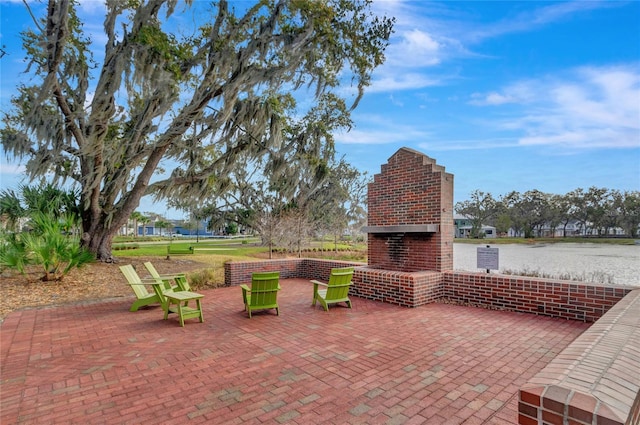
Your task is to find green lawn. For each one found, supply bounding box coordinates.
[112,235,367,257]
[112,239,268,257]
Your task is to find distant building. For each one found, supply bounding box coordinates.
[172,223,213,237]
[454,215,496,239]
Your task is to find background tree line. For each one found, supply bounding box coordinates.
[455,188,640,239]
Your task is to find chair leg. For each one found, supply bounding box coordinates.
[197,299,204,323]
[178,305,185,327]
[171,300,183,326]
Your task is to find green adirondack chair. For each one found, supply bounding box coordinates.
[311,267,354,311]
[143,261,190,291]
[120,264,167,311]
[240,271,280,318]
[121,264,205,326]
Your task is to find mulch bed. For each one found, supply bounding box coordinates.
[0,256,212,321]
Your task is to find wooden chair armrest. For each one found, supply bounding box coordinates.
[129,279,162,285]
[240,284,251,292]
[140,278,164,284]
[310,280,328,287]
[154,273,186,279]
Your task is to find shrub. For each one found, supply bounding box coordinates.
[187,268,225,290]
[113,244,139,251]
[0,212,94,281]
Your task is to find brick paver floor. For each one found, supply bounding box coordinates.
[1,279,590,424]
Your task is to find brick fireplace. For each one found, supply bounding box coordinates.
[362,147,454,272]
[348,148,454,307]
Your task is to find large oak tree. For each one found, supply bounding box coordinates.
[1,0,393,261]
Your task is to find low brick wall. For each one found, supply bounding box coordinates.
[518,289,640,425]
[224,259,634,320]
[442,271,634,322]
[224,259,300,286]
[223,258,361,287]
[352,267,443,307]
[225,259,444,307]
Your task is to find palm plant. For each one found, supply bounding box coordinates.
[1,213,94,281]
[0,232,29,272]
[0,186,93,281]
[155,220,171,237]
[139,215,150,237]
[23,213,94,281]
[0,189,26,232]
[130,211,144,237]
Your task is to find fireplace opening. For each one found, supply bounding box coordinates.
[367,231,437,273]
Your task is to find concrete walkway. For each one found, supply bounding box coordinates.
[1,279,589,424]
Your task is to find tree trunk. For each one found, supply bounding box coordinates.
[80,202,131,262]
[81,222,119,262]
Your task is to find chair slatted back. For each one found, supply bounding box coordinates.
[250,272,280,307]
[143,262,162,280]
[144,261,189,291]
[325,267,354,300]
[119,264,151,299]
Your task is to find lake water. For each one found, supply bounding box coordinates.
[453,243,640,287]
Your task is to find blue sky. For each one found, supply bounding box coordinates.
[1,0,639,219]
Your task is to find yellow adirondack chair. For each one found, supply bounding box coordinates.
[143,261,190,291]
[240,272,280,318]
[311,267,354,311]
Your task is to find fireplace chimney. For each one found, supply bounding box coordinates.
[363,148,454,272]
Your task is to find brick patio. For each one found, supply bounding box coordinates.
[1,279,590,424]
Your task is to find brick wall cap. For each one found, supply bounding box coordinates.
[362,224,440,233]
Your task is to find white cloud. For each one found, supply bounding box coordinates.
[363,2,469,93]
[388,94,404,107]
[0,162,25,175]
[472,64,640,150]
[470,92,515,106]
[519,128,638,149]
[0,159,26,190]
[368,73,442,93]
[337,128,410,145]
[336,114,433,145]
[387,29,442,68]
[469,82,537,106]
[465,1,621,42]
[417,138,521,152]
[77,0,107,15]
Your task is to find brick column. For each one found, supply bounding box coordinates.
[366,147,453,272]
